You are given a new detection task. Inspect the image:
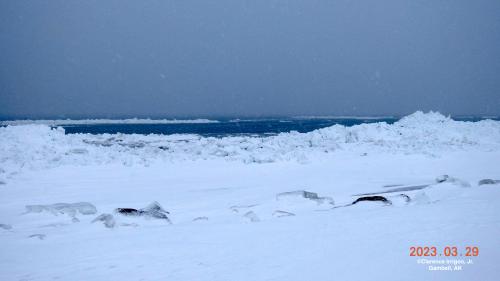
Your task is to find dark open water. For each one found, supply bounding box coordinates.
[60,118,396,137]
[56,116,498,137]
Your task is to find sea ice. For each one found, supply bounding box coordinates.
[25,202,97,217]
[1,112,499,281]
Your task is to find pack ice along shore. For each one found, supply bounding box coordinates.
[0,111,499,281]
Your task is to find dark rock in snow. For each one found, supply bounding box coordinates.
[115,208,141,216]
[478,179,500,185]
[352,196,392,205]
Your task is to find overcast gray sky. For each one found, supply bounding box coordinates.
[1,0,499,118]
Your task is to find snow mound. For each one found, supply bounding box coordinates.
[92,214,116,228]
[1,112,500,175]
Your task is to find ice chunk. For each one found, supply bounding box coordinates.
[141,201,169,214]
[71,202,98,215]
[92,214,116,228]
[144,210,171,222]
[291,190,318,199]
[276,190,334,205]
[193,216,209,221]
[115,202,171,223]
[478,179,500,185]
[25,202,97,217]
[2,112,500,171]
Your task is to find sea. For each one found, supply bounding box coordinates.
[20,116,499,137]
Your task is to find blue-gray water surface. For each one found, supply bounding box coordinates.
[55,117,498,137]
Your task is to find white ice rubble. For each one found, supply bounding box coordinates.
[0,118,219,126]
[1,111,499,178]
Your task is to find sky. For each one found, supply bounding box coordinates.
[1,0,499,118]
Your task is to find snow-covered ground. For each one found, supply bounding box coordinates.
[0,112,499,281]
